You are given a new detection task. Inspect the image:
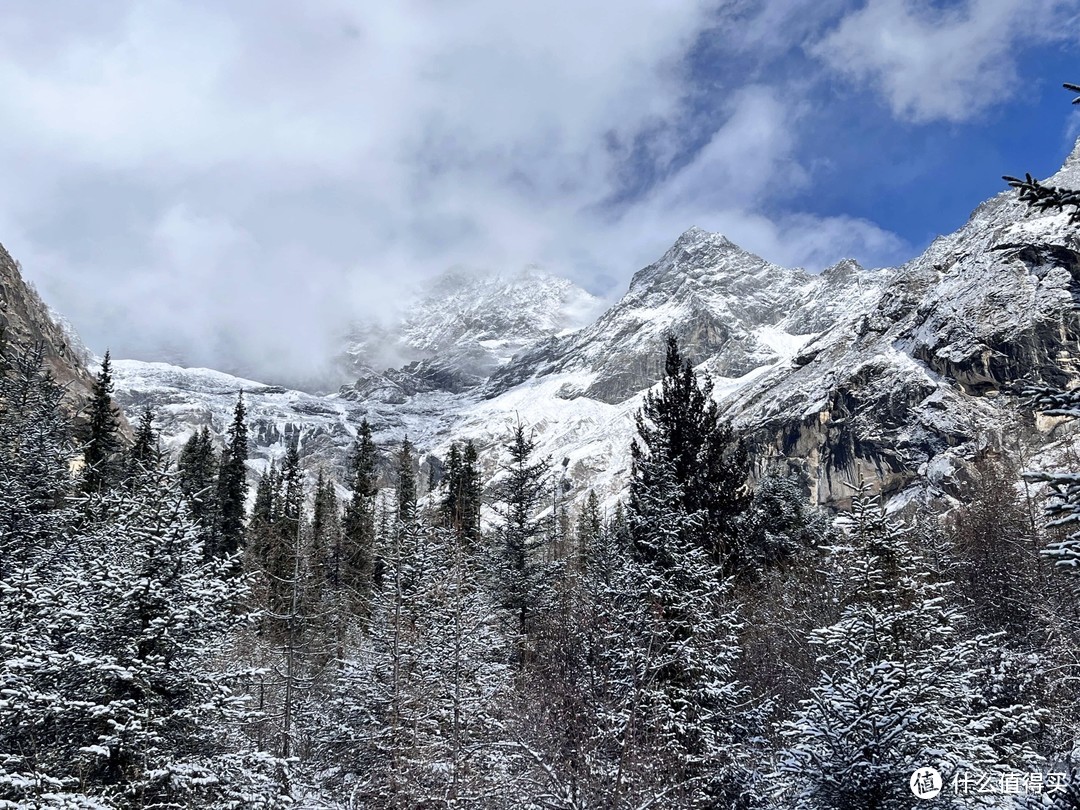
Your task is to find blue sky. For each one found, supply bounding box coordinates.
[0,0,1078,383]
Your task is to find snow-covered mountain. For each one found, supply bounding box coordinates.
[488,228,886,403]
[339,266,602,400]
[720,142,1080,506]
[102,141,1080,513]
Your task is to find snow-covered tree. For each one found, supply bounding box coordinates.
[776,484,1040,810]
[0,365,287,809]
[214,392,249,559]
[493,424,553,658]
[340,419,379,612]
[125,405,159,480]
[618,458,755,808]
[742,468,833,575]
[631,334,750,577]
[81,349,124,493]
[309,520,513,808]
[441,440,483,547]
[177,425,219,555]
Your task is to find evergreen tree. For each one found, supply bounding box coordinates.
[0,342,74,577]
[442,440,483,546]
[310,468,341,587]
[742,469,833,575]
[396,435,418,531]
[312,523,513,808]
[0,362,287,808]
[776,484,1040,810]
[82,348,124,492]
[615,458,754,807]
[178,426,220,548]
[214,392,249,560]
[126,404,159,479]
[493,424,551,649]
[264,437,303,623]
[630,334,750,576]
[341,419,379,605]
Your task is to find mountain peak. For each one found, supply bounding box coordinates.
[673,226,734,251]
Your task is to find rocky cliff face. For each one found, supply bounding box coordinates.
[0,243,97,408]
[722,145,1080,507]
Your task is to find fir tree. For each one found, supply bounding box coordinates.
[264,437,303,624]
[493,424,551,649]
[82,348,124,493]
[442,440,483,546]
[0,393,288,808]
[0,342,74,577]
[341,419,379,604]
[742,469,833,575]
[396,435,419,531]
[178,426,220,548]
[311,468,341,588]
[617,458,754,807]
[214,392,249,560]
[630,334,750,577]
[126,404,159,479]
[575,489,604,573]
[776,484,1040,810]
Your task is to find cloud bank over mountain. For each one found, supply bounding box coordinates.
[0,0,1075,384]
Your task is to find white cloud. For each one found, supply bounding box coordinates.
[0,0,913,386]
[813,0,1077,123]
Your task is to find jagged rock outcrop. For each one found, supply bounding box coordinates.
[723,144,1080,506]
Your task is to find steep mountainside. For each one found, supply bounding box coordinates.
[720,143,1080,506]
[0,243,97,408]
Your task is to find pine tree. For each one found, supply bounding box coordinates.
[630,334,750,577]
[0,342,73,577]
[617,458,754,807]
[396,435,418,531]
[310,522,513,809]
[214,392,249,560]
[264,437,304,624]
[82,348,124,492]
[442,440,483,546]
[0,394,288,808]
[493,424,551,652]
[310,468,341,588]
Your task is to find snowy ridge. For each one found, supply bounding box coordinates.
[487,228,887,404]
